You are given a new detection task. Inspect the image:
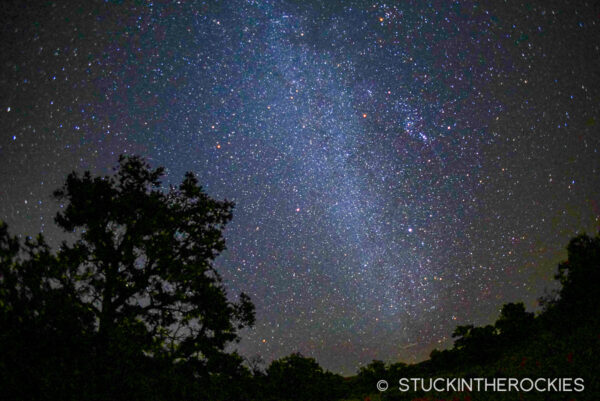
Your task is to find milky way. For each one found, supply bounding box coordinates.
[1,1,599,374]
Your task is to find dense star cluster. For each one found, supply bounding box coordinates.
[1,1,599,374]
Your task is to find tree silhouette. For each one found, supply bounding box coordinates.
[53,155,254,359]
[555,234,600,310]
[0,224,97,400]
[0,155,255,400]
[539,233,600,335]
[494,302,534,343]
[264,352,346,401]
[356,359,387,394]
[451,324,499,364]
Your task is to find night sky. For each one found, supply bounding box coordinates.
[1,1,600,375]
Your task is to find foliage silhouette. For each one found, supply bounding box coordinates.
[356,232,600,401]
[52,155,254,362]
[543,233,600,325]
[2,156,600,400]
[262,352,348,401]
[494,302,534,343]
[0,155,255,400]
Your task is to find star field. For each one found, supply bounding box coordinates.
[1,1,599,374]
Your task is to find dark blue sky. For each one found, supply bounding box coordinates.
[1,0,599,374]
